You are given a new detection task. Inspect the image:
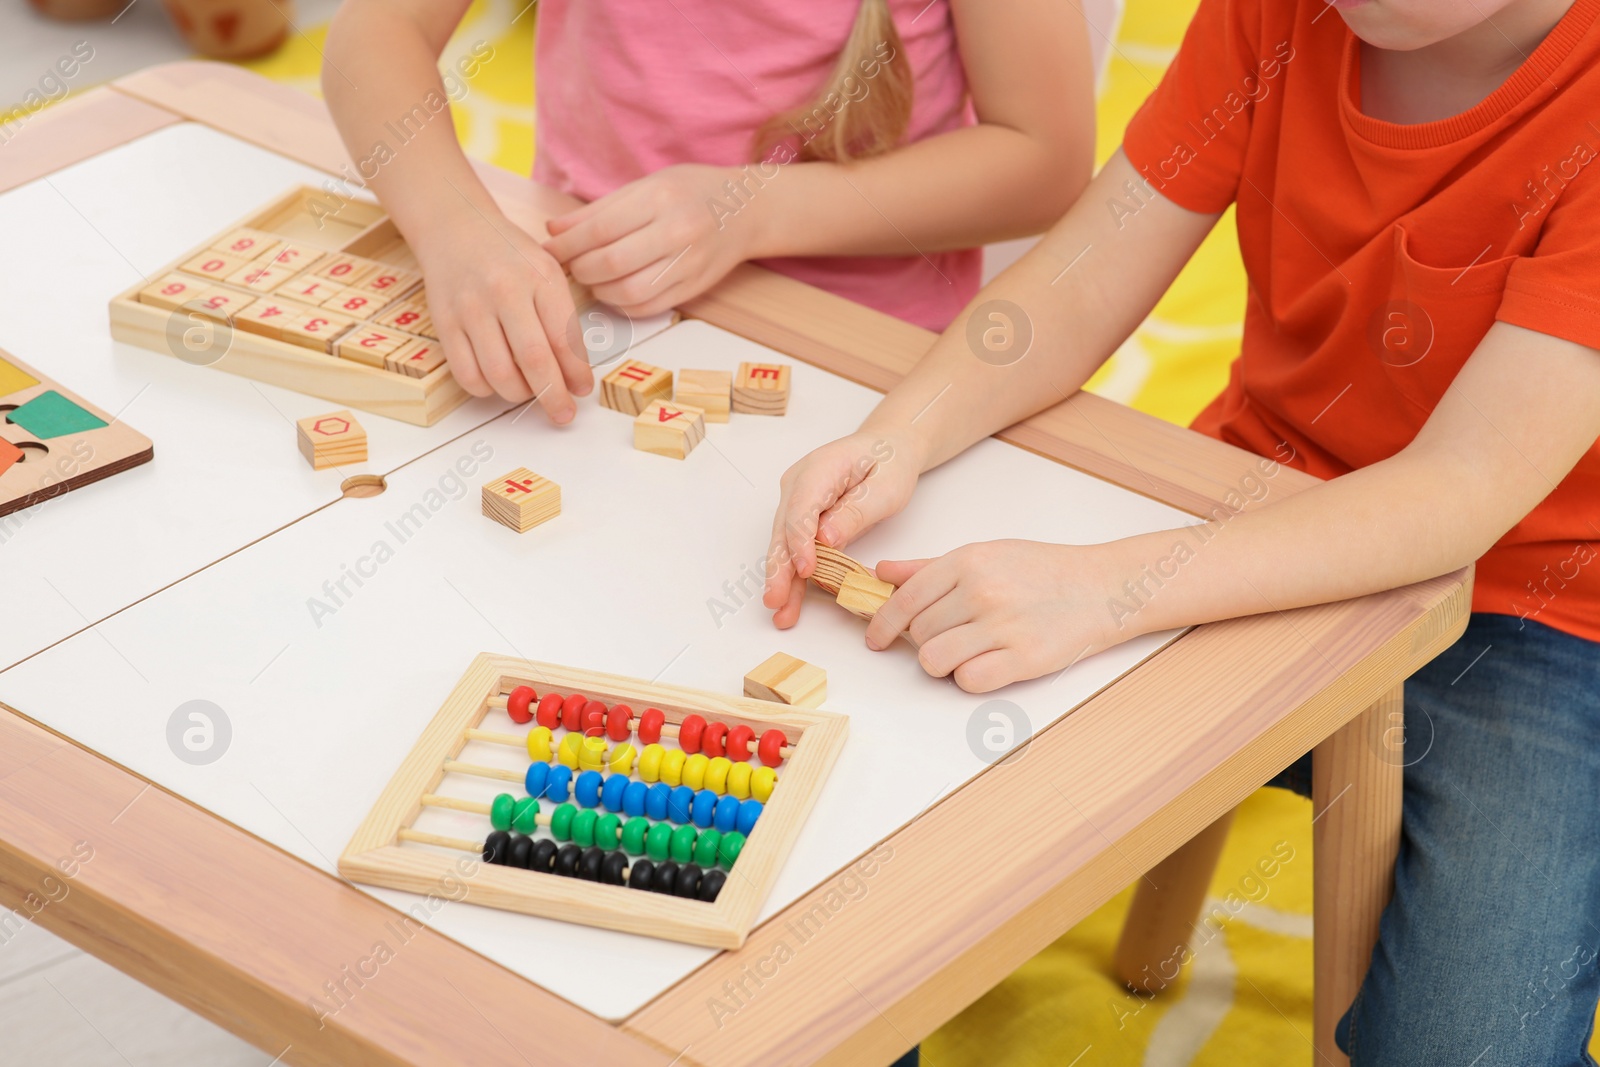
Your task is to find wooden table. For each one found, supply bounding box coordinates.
[0,63,1470,1067]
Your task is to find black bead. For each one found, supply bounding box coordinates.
[628,859,656,891]
[530,838,559,873]
[697,868,728,902]
[652,861,680,895]
[553,843,582,877]
[601,851,629,886]
[483,830,512,865]
[673,863,703,899]
[578,847,605,881]
[507,834,534,870]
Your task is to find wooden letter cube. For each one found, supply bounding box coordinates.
[744,653,827,709]
[674,369,732,423]
[296,409,368,470]
[633,400,706,460]
[600,359,672,415]
[482,467,561,533]
[732,361,790,415]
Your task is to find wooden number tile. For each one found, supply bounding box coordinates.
[481,467,561,533]
[259,242,326,273]
[226,261,295,293]
[178,251,250,282]
[296,409,368,470]
[633,399,706,460]
[313,254,378,286]
[280,309,357,352]
[384,338,446,378]
[374,297,431,336]
[358,267,421,300]
[137,273,207,311]
[209,227,281,260]
[321,289,388,319]
[336,327,408,368]
[836,569,896,621]
[674,369,732,423]
[232,297,314,341]
[190,286,257,321]
[732,361,791,415]
[743,652,827,709]
[600,359,673,415]
[277,275,342,305]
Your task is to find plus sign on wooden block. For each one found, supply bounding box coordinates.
[743,652,827,708]
[674,368,732,423]
[732,361,790,415]
[482,467,561,533]
[633,399,706,460]
[296,409,367,470]
[600,359,672,415]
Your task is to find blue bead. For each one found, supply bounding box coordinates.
[668,785,696,824]
[523,761,550,799]
[691,789,717,828]
[546,764,572,803]
[645,783,672,821]
[575,770,603,808]
[601,773,629,813]
[714,794,740,833]
[736,798,763,835]
[623,780,648,818]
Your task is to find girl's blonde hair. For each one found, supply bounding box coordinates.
[753,0,913,164]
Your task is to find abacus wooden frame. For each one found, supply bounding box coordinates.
[339,654,848,948]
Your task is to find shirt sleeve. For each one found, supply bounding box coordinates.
[1499,159,1600,351]
[1121,0,1268,214]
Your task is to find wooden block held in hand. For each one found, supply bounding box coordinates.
[600,359,672,415]
[481,467,561,533]
[633,399,705,460]
[732,361,790,415]
[674,369,732,423]
[837,569,896,620]
[744,653,827,709]
[296,409,367,470]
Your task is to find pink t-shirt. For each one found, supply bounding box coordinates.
[532,1,981,331]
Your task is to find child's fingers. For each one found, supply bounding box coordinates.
[466,319,534,403]
[501,308,576,424]
[951,649,1022,694]
[591,251,689,311]
[873,558,932,586]
[439,325,494,398]
[917,626,1005,686]
[867,560,952,650]
[566,227,675,287]
[903,586,972,649]
[544,194,653,263]
[531,279,593,398]
[770,575,808,630]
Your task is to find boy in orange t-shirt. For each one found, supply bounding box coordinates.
[766,0,1600,1060]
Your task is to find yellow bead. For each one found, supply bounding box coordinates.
[661,748,687,787]
[557,732,583,769]
[525,726,553,764]
[705,756,732,795]
[726,762,752,800]
[609,742,637,775]
[639,743,665,783]
[578,736,608,771]
[682,753,709,790]
[752,766,777,802]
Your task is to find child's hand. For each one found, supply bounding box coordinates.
[414,204,591,423]
[763,430,921,629]
[544,165,758,316]
[866,540,1122,694]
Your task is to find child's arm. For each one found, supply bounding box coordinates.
[323,0,590,421]
[542,0,1096,315]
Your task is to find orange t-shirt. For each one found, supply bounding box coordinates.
[1123,0,1600,643]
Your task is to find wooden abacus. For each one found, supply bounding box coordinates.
[340,653,848,948]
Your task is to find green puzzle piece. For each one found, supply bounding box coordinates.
[6,390,107,440]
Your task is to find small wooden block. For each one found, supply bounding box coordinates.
[209,227,281,260]
[600,359,673,415]
[258,242,326,273]
[277,275,342,305]
[296,409,368,470]
[321,289,388,318]
[280,309,358,353]
[313,254,378,286]
[374,296,433,337]
[385,338,446,378]
[336,327,407,368]
[836,569,896,620]
[178,251,250,282]
[732,361,791,415]
[226,262,294,293]
[743,653,827,709]
[674,369,732,423]
[481,467,561,533]
[232,297,314,341]
[190,286,256,321]
[633,400,705,460]
[358,267,421,300]
[137,274,206,310]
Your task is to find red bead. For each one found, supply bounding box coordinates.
[678,714,706,754]
[757,729,787,767]
[702,722,729,759]
[639,708,665,744]
[562,693,587,732]
[583,702,607,735]
[536,693,563,729]
[506,685,536,724]
[607,705,633,742]
[726,724,755,762]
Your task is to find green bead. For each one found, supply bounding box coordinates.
[693,828,721,868]
[573,808,598,847]
[670,824,697,864]
[511,797,540,834]
[718,830,746,871]
[596,813,622,850]
[550,803,577,842]
[645,821,673,862]
[621,817,650,855]
[489,793,515,832]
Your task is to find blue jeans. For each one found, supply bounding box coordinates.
[1276,613,1600,1066]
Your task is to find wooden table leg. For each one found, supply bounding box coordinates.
[1112,809,1235,992]
[1312,686,1404,1066]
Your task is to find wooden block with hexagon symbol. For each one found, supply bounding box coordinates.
[296,409,368,470]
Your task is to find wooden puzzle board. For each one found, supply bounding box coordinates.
[0,319,1200,1020]
[0,122,668,671]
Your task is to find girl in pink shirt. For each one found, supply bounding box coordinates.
[325,0,1096,423]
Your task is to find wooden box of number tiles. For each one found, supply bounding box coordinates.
[108,186,458,426]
